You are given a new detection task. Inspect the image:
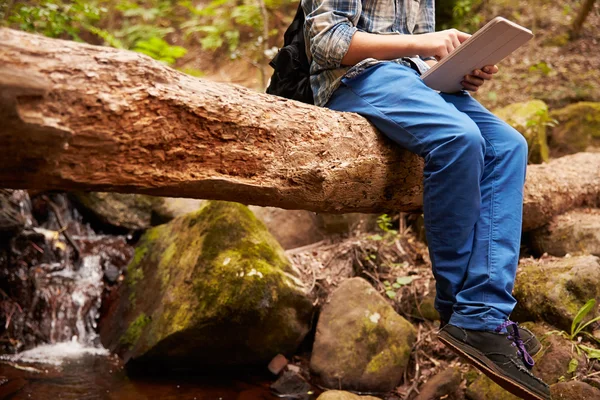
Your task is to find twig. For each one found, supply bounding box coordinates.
[42,195,81,263]
[404,324,423,399]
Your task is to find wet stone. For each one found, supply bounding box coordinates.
[270,369,313,400]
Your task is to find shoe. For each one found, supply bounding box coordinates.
[438,321,551,400]
[440,319,542,357]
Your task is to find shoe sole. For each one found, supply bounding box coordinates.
[438,330,549,400]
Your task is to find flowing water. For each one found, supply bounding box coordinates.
[0,193,282,399]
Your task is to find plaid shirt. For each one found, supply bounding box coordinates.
[302,0,435,106]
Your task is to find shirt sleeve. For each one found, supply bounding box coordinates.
[413,0,435,34]
[302,0,361,69]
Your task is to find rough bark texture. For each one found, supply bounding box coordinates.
[522,152,600,231]
[0,29,599,231]
[0,28,423,214]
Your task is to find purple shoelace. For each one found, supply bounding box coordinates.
[495,320,535,368]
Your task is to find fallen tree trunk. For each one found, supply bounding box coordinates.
[0,29,598,231]
[0,28,424,214]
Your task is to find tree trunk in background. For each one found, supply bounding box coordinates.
[570,0,596,39]
[0,28,599,231]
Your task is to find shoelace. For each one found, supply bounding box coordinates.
[495,320,535,368]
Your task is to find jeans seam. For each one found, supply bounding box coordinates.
[482,136,499,310]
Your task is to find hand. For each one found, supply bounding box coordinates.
[462,65,499,92]
[415,29,471,60]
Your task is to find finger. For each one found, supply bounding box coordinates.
[472,69,493,80]
[464,74,484,86]
[461,80,479,91]
[483,65,499,74]
[456,30,472,43]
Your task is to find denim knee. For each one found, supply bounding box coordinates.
[425,117,485,167]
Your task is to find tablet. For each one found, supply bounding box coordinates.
[421,17,533,93]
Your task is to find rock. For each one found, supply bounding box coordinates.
[317,213,378,235]
[521,322,585,384]
[414,367,462,400]
[310,278,416,392]
[528,209,600,257]
[512,255,600,330]
[72,192,162,230]
[317,391,381,400]
[494,100,550,164]
[549,102,600,157]
[249,206,325,250]
[466,375,520,400]
[248,206,378,250]
[414,282,440,322]
[268,354,289,375]
[99,201,313,369]
[72,192,204,230]
[0,189,31,234]
[551,381,600,399]
[271,369,312,400]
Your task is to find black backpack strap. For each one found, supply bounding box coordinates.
[284,4,306,45]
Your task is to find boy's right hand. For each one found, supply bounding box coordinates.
[415,29,471,60]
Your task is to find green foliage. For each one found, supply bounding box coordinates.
[548,299,600,362]
[383,276,416,299]
[134,36,187,64]
[5,0,105,40]
[529,61,553,77]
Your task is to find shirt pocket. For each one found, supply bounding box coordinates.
[359,0,396,33]
[406,0,420,33]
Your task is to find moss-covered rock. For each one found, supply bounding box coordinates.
[521,322,585,384]
[310,278,416,392]
[466,375,520,400]
[551,381,600,399]
[512,256,600,330]
[548,102,600,157]
[317,391,381,400]
[528,209,600,257]
[99,201,313,369]
[72,192,204,230]
[494,100,550,164]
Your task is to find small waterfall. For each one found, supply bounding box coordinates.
[0,192,133,364]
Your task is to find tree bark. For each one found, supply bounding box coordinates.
[0,29,599,231]
[570,0,596,39]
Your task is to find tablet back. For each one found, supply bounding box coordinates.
[421,17,533,93]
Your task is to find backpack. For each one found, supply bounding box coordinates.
[266,4,314,104]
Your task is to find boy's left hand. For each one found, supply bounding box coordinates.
[462,65,499,92]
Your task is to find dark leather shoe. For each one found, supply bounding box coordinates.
[440,320,542,357]
[438,323,550,400]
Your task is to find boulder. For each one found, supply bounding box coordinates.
[317,391,381,400]
[521,322,585,384]
[466,375,520,400]
[548,102,600,157]
[72,192,204,230]
[512,256,600,330]
[494,100,550,164]
[310,278,416,392]
[551,381,600,399]
[249,206,325,250]
[99,201,313,369]
[414,367,462,400]
[529,209,600,257]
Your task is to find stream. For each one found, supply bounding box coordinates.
[0,192,282,399]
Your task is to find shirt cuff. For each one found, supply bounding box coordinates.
[420,56,436,62]
[327,23,358,68]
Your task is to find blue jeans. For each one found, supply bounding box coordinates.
[327,63,528,331]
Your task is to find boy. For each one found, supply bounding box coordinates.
[301,0,550,399]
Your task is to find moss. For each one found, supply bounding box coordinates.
[494,100,550,164]
[120,201,309,356]
[120,313,151,348]
[549,102,600,156]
